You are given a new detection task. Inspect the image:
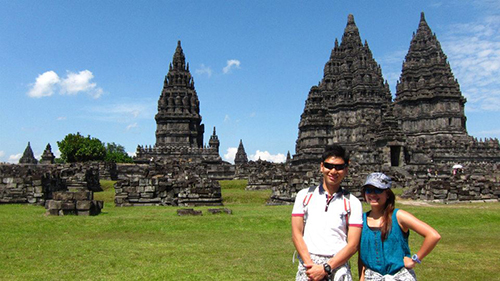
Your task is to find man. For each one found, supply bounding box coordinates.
[292,144,363,281]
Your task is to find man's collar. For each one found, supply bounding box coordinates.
[319,183,343,198]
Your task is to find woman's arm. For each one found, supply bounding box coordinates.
[358,250,366,281]
[397,209,441,268]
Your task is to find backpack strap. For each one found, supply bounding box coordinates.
[302,185,318,226]
[342,189,351,231]
[302,185,317,208]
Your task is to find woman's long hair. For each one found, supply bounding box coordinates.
[362,187,396,241]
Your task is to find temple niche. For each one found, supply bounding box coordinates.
[269,13,500,204]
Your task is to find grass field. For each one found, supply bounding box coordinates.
[0,180,499,280]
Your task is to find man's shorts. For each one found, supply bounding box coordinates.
[296,254,352,281]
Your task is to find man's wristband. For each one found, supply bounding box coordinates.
[412,254,421,264]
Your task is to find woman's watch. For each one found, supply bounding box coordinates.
[412,254,422,264]
[323,263,332,275]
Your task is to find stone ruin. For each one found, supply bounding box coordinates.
[0,162,103,215]
[45,190,103,216]
[114,160,222,207]
[4,13,499,209]
[268,13,500,204]
[132,41,234,183]
[19,142,38,164]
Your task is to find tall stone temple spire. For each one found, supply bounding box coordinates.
[134,41,222,164]
[394,12,467,140]
[19,142,38,164]
[293,14,392,165]
[234,140,248,165]
[155,40,204,148]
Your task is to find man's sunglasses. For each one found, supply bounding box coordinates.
[323,162,348,170]
[365,188,385,194]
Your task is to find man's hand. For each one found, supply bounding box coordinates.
[305,264,327,281]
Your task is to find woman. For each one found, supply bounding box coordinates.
[358,172,441,281]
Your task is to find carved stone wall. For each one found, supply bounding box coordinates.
[0,163,101,205]
[114,161,222,207]
[243,160,290,191]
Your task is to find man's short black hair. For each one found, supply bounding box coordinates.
[321,144,350,163]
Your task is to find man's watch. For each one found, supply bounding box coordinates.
[323,263,332,275]
[412,254,422,264]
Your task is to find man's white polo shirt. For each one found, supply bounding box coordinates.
[292,184,362,256]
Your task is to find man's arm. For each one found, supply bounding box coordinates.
[305,227,362,281]
[291,216,313,266]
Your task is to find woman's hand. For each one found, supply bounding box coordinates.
[404,256,417,269]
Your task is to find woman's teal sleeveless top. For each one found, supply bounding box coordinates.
[360,209,411,275]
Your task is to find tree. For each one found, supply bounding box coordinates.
[104,142,133,163]
[57,133,106,163]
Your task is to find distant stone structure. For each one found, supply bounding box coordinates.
[19,142,38,164]
[40,143,55,164]
[269,13,500,204]
[0,163,101,207]
[234,140,249,165]
[45,191,103,216]
[134,41,222,165]
[114,161,222,207]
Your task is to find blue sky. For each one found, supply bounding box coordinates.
[1,1,500,163]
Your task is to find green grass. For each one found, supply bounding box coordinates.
[0,180,499,280]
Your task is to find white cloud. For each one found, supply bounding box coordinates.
[27,70,104,99]
[195,64,213,77]
[60,70,103,98]
[224,115,231,122]
[223,147,238,163]
[441,16,500,111]
[249,150,286,163]
[57,116,67,121]
[86,101,155,122]
[127,151,136,157]
[28,71,60,98]
[8,153,22,163]
[126,122,138,130]
[223,59,241,74]
[0,151,4,158]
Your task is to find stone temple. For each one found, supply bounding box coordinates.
[269,13,500,204]
[134,41,222,165]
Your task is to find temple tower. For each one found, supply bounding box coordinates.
[155,40,204,148]
[19,142,38,164]
[234,140,248,165]
[40,143,55,164]
[394,12,467,142]
[293,14,392,165]
[208,127,220,153]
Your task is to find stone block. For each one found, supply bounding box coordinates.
[46,200,62,210]
[177,208,202,216]
[77,210,90,216]
[46,209,61,216]
[61,202,76,210]
[76,200,92,210]
[53,192,74,201]
[74,191,91,200]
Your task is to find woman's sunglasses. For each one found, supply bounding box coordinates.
[365,188,385,194]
